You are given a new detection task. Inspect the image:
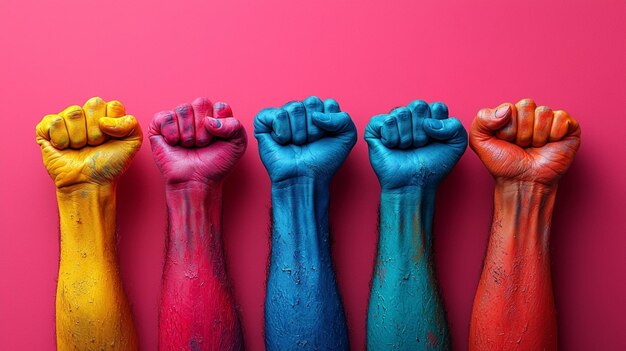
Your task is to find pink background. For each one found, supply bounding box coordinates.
[1,0,625,349]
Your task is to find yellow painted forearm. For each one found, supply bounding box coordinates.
[36,97,141,350]
[55,183,137,350]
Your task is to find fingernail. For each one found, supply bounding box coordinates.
[214,102,232,118]
[428,119,444,130]
[207,117,221,128]
[495,105,510,119]
[100,118,117,128]
[315,112,331,122]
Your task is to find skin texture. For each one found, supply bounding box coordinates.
[254,96,357,350]
[468,99,581,350]
[149,97,247,351]
[35,97,142,350]
[365,101,467,350]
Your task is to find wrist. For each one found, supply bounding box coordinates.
[55,183,117,261]
[56,182,115,201]
[165,182,221,213]
[165,179,221,193]
[379,186,436,251]
[492,179,557,247]
[164,181,222,254]
[271,176,330,190]
[270,176,329,253]
[380,185,435,198]
[271,176,328,207]
[495,178,558,195]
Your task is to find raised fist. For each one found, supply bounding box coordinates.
[470,98,581,185]
[149,97,247,186]
[254,96,357,184]
[36,97,143,188]
[365,100,468,190]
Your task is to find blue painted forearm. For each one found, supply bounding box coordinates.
[255,97,356,349]
[367,187,449,350]
[265,178,349,350]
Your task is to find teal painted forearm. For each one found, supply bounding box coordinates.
[364,101,466,350]
[367,188,449,350]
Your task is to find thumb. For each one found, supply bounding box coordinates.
[100,115,143,141]
[364,114,388,153]
[423,118,468,150]
[311,112,357,146]
[311,111,352,132]
[469,104,511,148]
[205,117,248,148]
[205,117,245,138]
[148,133,170,153]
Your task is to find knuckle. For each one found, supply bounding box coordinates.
[62,105,83,118]
[412,100,429,109]
[162,112,176,126]
[394,107,411,118]
[107,100,126,115]
[192,97,212,109]
[275,109,289,120]
[84,96,105,107]
[176,104,192,117]
[517,98,536,109]
[536,105,552,116]
[51,116,65,126]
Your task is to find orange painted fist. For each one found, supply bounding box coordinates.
[36,97,143,188]
[470,98,581,185]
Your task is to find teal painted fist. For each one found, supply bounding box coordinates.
[254,96,357,184]
[365,101,468,190]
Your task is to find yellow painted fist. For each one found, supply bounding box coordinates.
[36,97,143,188]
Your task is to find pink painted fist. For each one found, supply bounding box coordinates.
[149,97,247,185]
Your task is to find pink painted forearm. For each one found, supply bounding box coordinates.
[160,182,243,350]
[470,181,558,351]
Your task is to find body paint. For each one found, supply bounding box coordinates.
[36,98,142,350]
[253,97,356,350]
[149,98,247,351]
[160,184,243,350]
[468,100,581,350]
[365,100,467,350]
[469,181,557,350]
[265,179,349,350]
[55,184,138,350]
[364,101,468,350]
[367,189,449,350]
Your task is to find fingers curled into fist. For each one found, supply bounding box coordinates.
[364,100,468,190]
[253,96,357,184]
[471,98,580,151]
[36,97,142,151]
[365,100,468,152]
[35,97,143,188]
[148,97,248,186]
[470,98,581,184]
[254,96,357,148]
[148,97,247,151]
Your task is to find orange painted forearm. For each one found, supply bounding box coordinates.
[468,99,580,351]
[470,181,557,350]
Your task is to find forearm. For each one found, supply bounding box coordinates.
[55,183,137,351]
[470,180,557,351]
[367,188,449,350]
[265,178,348,350]
[160,182,242,350]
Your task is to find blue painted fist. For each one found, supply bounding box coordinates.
[254,96,357,183]
[365,101,468,190]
